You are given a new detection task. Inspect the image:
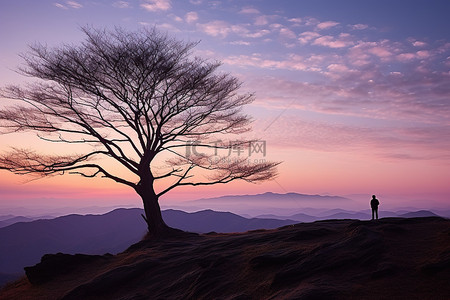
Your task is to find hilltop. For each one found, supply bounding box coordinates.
[0,208,296,283]
[1,217,449,299]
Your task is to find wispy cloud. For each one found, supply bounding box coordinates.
[316,21,339,30]
[288,18,302,24]
[238,42,450,125]
[171,14,183,22]
[367,46,392,58]
[157,23,180,31]
[185,11,198,23]
[230,41,251,46]
[54,3,67,9]
[246,75,450,160]
[279,28,296,39]
[257,115,450,161]
[54,1,82,9]
[349,41,395,62]
[412,40,427,47]
[245,29,270,38]
[239,7,260,14]
[197,20,271,39]
[113,1,130,8]
[349,24,368,30]
[67,1,82,8]
[312,34,353,48]
[298,31,321,44]
[223,54,310,71]
[197,20,231,37]
[254,15,269,26]
[141,0,171,12]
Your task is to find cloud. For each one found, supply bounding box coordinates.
[239,7,260,14]
[416,50,431,58]
[158,23,180,31]
[316,21,339,30]
[298,31,321,44]
[242,51,450,123]
[412,41,427,47]
[245,29,270,38]
[54,1,82,9]
[350,24,368,30]
[197,20,231,37]
[139,22,179,32]
[279,28,296,39]
[54,3,67,9]
[178,5,450,132]
[185,11,198,23]
[350,41,394,61]
[141,0,171,12]
[230,25,249,36]
[327,63,350,73]
[113,1,130,8]
[303,17,319,26]
[189,0,202,4]
[67,1,82,8]
[396,53,417,61]
[197,20,270,39]
[367,46,392,58]
[396,50,431,61]
[171,14,183,22]
[223,54,310,72]
[257,113,450,160]
[254,15,269,26]
[246,77,450,160]
[313,35,353,48]
[229,41,251,46]
[288,18,302,24]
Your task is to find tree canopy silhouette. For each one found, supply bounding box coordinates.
[0,27,279,236]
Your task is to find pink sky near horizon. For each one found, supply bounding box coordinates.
[0,0,449,212]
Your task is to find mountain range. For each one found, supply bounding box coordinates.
[0,208,297,285]
[171,192,355,215]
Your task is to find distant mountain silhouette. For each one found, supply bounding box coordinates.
[0,215,15,221]
[321,212,372,220]
[0,216,34,228]
[192,192,352,204]
[257,213,318,223]
[0,208,295,285]
[181,192,354,214]
[163,209,296,233]
[399,210,439,218]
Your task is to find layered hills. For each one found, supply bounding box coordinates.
[0,208,296,282]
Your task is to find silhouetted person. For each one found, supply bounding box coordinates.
[371,195,380,220]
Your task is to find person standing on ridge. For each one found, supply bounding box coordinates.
[371,195,380,220]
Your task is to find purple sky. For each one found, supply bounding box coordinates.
[0,0,449,212]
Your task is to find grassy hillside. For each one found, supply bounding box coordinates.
[1,217,449,299]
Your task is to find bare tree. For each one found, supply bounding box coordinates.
[0,27,279,236]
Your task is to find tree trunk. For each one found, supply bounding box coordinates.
[136,166,186,238]
[138,188,188,238]
[136,182,171,235]
[141,193,167,233]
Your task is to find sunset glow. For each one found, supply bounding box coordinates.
[1,0,449,212]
